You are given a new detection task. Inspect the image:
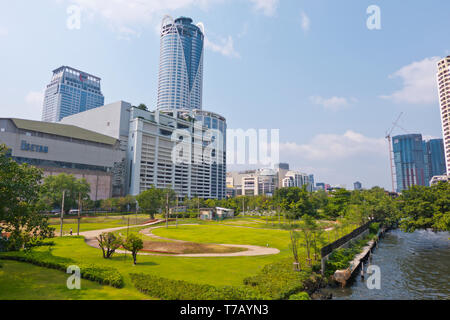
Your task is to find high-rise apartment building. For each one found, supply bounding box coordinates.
[437,56,450,175]
[42,66,104,122]
[157,16,204,111]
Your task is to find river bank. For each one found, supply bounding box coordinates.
[318,229,450,300]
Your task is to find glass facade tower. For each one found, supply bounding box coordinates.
[423,139,446,180]
[42,66,104,122]
[157,16,204,111]
[393,134,427,192]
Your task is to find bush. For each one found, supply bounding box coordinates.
[0,250,124,288]
[325,236,371,277]
[130,273,264,300]
[289,292,310,300]
[243,259,313,300]
[369,222,381,235]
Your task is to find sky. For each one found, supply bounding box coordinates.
[0,0,449,190]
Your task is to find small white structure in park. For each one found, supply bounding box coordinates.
[199,207,234,221]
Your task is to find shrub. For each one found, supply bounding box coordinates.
[0,250,124,288]
[243,259,313,300]
[369,222,381,235]
[289,292,310,300]
[129,273,264,300]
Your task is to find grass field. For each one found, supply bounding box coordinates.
[0,260,148,300]
[48,214,151,235]
[0,217,357,299]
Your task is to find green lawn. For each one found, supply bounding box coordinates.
[0,217,357,299]
[48,214,151,235]
[0,260,148,300]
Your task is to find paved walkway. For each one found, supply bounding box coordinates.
[80,222,280,257]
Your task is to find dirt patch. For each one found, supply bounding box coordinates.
[140,240,248,254]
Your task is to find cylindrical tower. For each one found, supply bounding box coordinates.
[157,16,204,112]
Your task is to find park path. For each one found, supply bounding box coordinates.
[79,222,280,257]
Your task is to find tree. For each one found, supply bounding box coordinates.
[40,173,91,213]
[289,227,301,271]
[324,188,351,219]
[123,233,143,265]
[97,232,122,259]
[398,183,450,232]
[0,144,54,251]
[136,103,148,111]
[297,215,317,266]
[136,186,163,219]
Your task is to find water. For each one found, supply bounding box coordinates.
[324,229,450,300]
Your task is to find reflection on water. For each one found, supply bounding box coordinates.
[325,229,450,300]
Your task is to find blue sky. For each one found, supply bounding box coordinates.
[0,0,448,190]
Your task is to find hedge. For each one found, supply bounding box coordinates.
[243,259,313,300]
[130,273,265,300]
[0,250,124,288]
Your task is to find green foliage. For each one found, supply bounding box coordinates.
[243,259,313,300]
[123,233,143,265]
[0,249,124,288]
[324,189,351,218]
[136,186,176,219]
[274,186,315,219]
[398,182,450,232]
[130,273,263,300]
[289,292,310,300]
[97,232,122,259]
[0,144,54,251]
[39,173,91,213]
[324,237,371,277]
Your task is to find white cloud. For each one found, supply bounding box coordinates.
[300,11,310,32]
[380,56,440,105]
[68,0,277,37]
[248,0,279,16]
[205,35,240,58]
[0,26,8,37]
[280,131,386,161]
[310,95,357,111]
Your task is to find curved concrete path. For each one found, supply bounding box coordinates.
[80,221,280,257]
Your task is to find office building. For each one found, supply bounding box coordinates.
[423,139,446,181]
[437,55,450,175]
[393,134,427,192]
[42,66,104,122]
[157,16,204,111]
[0,118,125,200]
[62,102,226,199]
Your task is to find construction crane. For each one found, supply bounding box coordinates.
[385,112,404,193]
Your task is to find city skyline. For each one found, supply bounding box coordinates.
[1,1,449,190]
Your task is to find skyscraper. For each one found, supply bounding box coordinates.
[42,66,104,122]
[423,139,446,180]
[157,16,204,111]
[437,56,450,175]
[393,134,427,192]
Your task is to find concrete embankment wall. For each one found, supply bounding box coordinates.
[321,228,370,274]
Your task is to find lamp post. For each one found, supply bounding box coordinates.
[60,190,65,237]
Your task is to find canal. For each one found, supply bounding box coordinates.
[324,229,450,300]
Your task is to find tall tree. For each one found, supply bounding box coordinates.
[0,144,54,250]
[40,173,91,213]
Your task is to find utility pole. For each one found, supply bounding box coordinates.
[77,192,81,236]
[135,199,139,225]
[176,196,179,228]
[60,190,65,237]
[165,192,169,228]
